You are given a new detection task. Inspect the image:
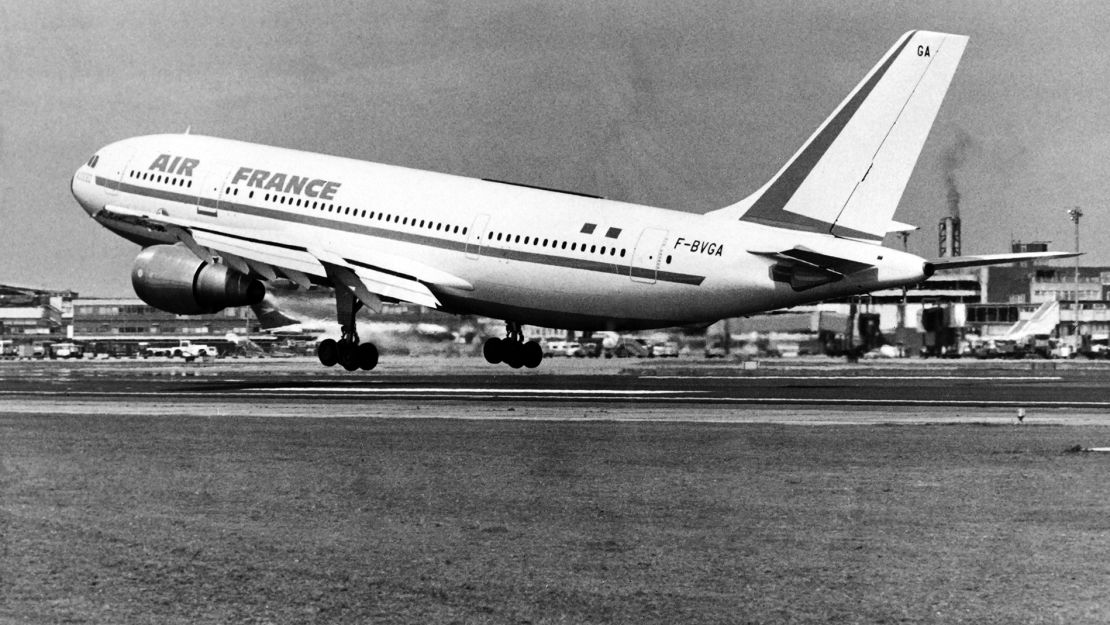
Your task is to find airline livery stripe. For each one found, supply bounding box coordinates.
[739,30,918,239]
[97,177,706,286]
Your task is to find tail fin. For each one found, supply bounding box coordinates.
[710,30,968,241]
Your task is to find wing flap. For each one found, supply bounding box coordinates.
[309,248,441,310]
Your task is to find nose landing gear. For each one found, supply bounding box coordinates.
[483,321,543,369]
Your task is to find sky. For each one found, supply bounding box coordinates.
[2,0,1108,296]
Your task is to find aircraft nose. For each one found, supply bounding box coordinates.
[71,158,100,217]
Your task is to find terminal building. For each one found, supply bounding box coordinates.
[69,298,266,356]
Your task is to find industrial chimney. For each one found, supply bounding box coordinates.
[938,186,961,257]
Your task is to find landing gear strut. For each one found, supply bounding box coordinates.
[316,284,378,372]
[483,321,543,369]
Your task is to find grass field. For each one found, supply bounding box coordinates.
[3,414,1109,624]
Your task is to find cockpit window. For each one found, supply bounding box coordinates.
[86,154,99,168]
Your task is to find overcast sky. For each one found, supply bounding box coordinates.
[2,0,1108,296]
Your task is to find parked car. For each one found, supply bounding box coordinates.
[651,341,680,358]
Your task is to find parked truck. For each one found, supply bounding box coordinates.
[141,339,215,360]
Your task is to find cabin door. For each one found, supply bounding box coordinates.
[630,228,669,284]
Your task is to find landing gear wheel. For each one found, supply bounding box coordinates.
[337,341,360,371]
[504,341,524,369]
[522,341,543,369]
[317,339,339,367]
[483,337,503,364]
[357,342,379,371]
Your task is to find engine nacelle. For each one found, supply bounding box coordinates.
[131,244,265,314]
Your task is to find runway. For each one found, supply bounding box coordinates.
[3,357,1110,424]
[7,358,1110,625]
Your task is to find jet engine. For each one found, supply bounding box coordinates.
[131,244,265,315]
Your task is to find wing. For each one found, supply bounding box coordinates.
[96,204,472,311]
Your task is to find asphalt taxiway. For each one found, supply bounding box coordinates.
[3,357,1110,424]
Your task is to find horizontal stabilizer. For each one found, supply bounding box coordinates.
[928,251,1080,271]
[887,220,918,234]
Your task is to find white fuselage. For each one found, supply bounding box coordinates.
[71,134,929,330]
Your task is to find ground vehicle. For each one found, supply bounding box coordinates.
[551,341,582,357]
[49,342,84,359]
[608,338,651,358]
[651,341,680,358]
[572,342,600,358]
[142,339,215,359]
[704,342,728,359]
[542,340,568,357]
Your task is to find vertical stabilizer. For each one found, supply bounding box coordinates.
[710,31,968,241]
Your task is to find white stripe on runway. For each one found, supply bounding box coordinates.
[641,375,1063,382]
[257,387,699,395]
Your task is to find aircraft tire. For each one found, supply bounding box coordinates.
[337,341,359,371]
[522,341,543,368]
[317,339,339,367]
[483,337,503,364]
[504,340,524,369]
[358,342,379,371]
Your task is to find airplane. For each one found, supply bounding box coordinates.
[71,30,1075,372]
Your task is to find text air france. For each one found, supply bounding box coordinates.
[231,167,341,200]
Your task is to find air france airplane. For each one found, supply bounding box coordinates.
[71,31,1072,371]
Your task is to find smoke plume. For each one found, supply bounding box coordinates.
[940,129,975,221]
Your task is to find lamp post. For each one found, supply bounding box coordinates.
[1068,207,1083,348]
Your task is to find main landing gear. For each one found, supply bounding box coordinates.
[483,321,543,369]
[316,284,379,372]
